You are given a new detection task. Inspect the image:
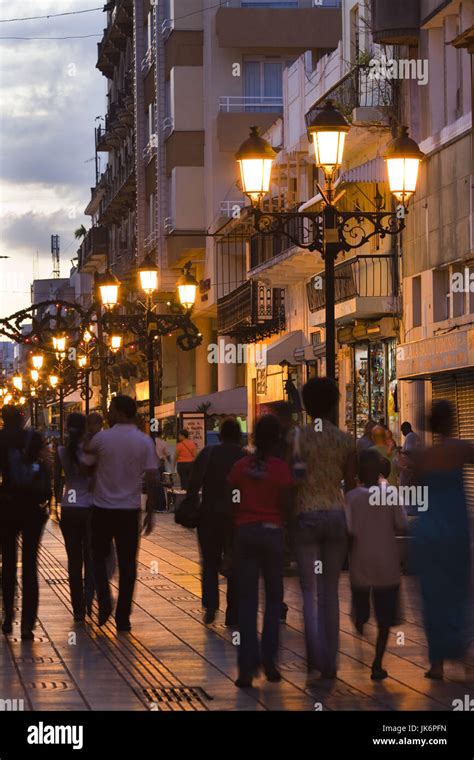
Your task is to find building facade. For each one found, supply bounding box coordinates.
[78,0,473,487]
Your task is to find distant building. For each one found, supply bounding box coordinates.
[0,341,16,385]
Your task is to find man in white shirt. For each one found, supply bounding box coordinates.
[400,421,422,500]
[155,433,170,467]
[84,395,158,631]
[401,421,421,452]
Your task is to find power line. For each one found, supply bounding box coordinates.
[0,34,102,41]
[0,7,103,23]
[172,2,224,22]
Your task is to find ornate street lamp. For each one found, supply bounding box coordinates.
[12,374,23,392]
[385,126,424,204]
[98,270,120,310]
[177,262,198,311]
[83,328,94,344]
[307,99,350,181]
[52,333,67,360]
[31,353,44,370]
[137,254,159,298]
[30,369,39,384]
[110,334,123,353]
[77,355,88,368]
[235,100,424,386]
[236,126,276,207]
[49,374,59,389]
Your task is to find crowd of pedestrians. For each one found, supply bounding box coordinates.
[0,383,472,690]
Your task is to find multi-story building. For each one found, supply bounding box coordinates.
[80,0,342,434]
[154,0,342,434]
[217,0,473,468]
[81,1,472,467]
[391,1,473,500]
[217,0,405,435]
[0,341,16,386]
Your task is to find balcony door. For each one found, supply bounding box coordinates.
[244,60,283,112]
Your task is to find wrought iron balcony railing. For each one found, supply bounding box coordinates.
[305,63,400,125]
[78,226,108,270]
[217,280,285,342]
[250,214,308,268]
[306,254,398,312]
[219,95,283,113]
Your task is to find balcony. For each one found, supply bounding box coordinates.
[98,157,136,225]
[246,207,321,285]
[143,135,157,164]
[305,65,400,128]
[372,0,420,45]
[220,200,245,218]
[77,226,108,273]
[97,0,133,79]
[217,280,286,343]
[144,229,158,256]
[215,2,341,51]
[96,92,133,151]
[217,97,283,152]
[306,254,401,326]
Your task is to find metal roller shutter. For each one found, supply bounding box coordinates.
[432,371,474,512]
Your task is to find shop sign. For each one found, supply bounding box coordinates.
[397,330,472,378]
[180,412,206,451]
[256,366,268,395]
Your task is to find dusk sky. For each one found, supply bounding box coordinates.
[0,1,106,318]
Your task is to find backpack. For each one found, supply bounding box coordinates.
[5,431,52,505]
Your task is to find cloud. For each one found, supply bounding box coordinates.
[0,0,106,315]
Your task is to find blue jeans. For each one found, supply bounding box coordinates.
[293,510,348,673]
[234,523,284,675]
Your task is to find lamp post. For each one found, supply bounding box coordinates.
[0,277,202,435]
[235,105,424,385]
[98,256,200,437]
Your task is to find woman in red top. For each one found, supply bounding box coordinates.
[228,415,293,688]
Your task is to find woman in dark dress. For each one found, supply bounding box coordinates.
[413,400,473,679]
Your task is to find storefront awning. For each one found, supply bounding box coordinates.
[293,341,326,362]
[340,157,386,184]
[266,330,305,366]
[176,386,248,417]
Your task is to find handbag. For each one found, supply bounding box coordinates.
[174,446,213,529]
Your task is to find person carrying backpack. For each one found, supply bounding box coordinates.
[0,405,51,640]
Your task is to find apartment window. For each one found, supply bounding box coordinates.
[412,275,422,328]
[433,268,450,322]
[147,103,154,143]
[452,263,465,318]
[244,60,283,111]
[145,12,152,51]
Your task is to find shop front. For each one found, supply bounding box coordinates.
[338,319,399,439]
[397,328,474,510]
[251,331,306,426]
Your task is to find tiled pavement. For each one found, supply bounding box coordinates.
[1,514,473,712]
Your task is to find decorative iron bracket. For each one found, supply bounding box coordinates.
[252,206,406,255]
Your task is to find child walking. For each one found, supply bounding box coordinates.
[345,449,407,680]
